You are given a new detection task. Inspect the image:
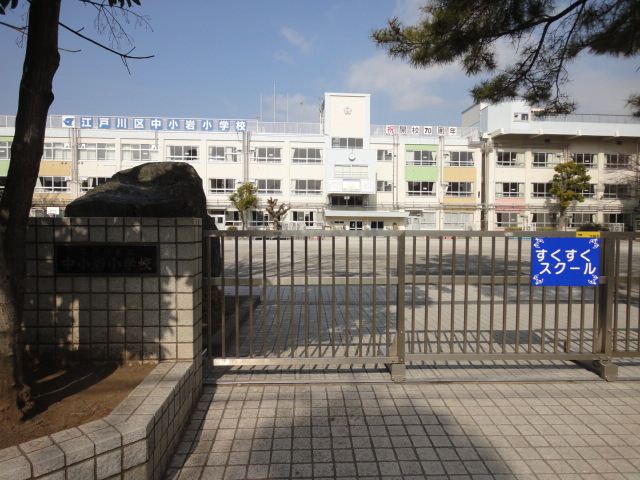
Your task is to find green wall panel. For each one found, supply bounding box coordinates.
[405,144,437,152]
[0,160,9,176]
[0,136,13,142]
[405,166,439,181]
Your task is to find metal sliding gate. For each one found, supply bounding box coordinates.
[205,230,640,380]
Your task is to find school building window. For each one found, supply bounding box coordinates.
[166,145,198,162]
[121,143,158,162]
[78,143,116,161]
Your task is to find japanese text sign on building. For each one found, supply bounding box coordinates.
[531,237,600,287]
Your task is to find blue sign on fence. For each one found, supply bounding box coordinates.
[531,237,600,287]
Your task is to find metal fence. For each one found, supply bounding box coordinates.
[204,230,639,380]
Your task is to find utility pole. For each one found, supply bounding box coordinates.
[243,130,251,183]
[392,134,399,209]
[438,133,446,229]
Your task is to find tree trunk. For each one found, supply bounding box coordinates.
[0,0,61,419]
[558,212,567,230]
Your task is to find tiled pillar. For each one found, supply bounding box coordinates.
[24,217,203,364]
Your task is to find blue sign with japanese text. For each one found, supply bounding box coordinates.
[531,237,600,286]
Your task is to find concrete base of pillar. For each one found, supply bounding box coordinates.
[576,359,618,381]
[385,362,406,382]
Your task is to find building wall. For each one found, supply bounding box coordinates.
[1,93,638,231]
[488,135,639,230]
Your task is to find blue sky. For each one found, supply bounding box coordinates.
[0,0,638,125]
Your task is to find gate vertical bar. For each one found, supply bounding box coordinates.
[385,237,391,353]
[289,237,295,357]
[304,237,309,358]
[411,236,417,354]
[613,238,621,352]
[317,237,322,358]
[249,233,253,357]
[234,236,240,357]
[207,236,213,361]
[424,236,430,354]
[593,234,618,380]
[501,237,508,353]
[462,237,469,353]
[276,237,281,357]
[476,237,482,352]
[437,236,443,353]
[387,232,406,381]
[260,236,267,357]
[450,236,456,353]
[625,238,632,352]
[515,237,522,353]
[489,237,496,353]
[345,236,350,357]
[358,236,363,357]
[220,236,226,358]
[372,237,377,355]
[331,237,336,356]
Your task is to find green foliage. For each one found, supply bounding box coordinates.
[0,0,140,15]
[373,0,640,115]
[0,0,18,15]
[578,223,609,231]
[628,94,640,118]
[549,161,591,213]
[229,182,258,230]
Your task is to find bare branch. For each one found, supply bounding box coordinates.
[0,19,26,32]
[78,0,151,25]
[58,20,153,61]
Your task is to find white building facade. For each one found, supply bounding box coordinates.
[463,101,640,231]
[0,93,638,230]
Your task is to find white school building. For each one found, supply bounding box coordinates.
[0,92,638,231]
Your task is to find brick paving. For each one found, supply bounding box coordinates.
[166,380,640,479]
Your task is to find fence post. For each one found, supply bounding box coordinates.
[386,232,406,381]
[592,233,618,381]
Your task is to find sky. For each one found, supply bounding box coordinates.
[0,0,638,126]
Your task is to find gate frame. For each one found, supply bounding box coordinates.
[205,230,639,381]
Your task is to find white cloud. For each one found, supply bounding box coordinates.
[261,93,321,123]
[273,51,294,65]
[565,58,638,114]
[280,26,312,54]
[392,0,427,23]
[346,53,459,112]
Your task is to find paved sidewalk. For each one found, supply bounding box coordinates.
[166,379,640,479]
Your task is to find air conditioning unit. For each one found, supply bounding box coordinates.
[556,153,562,158]
[63,143,70,149]
[79,144,86,149]
[150,145,157,150]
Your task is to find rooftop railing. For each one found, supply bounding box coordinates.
[0,115,323,135]
[533,113,640,124]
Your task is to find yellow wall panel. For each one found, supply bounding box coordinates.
[443,197,476,205]
[443,167,476,181]
[39,161,72,176]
